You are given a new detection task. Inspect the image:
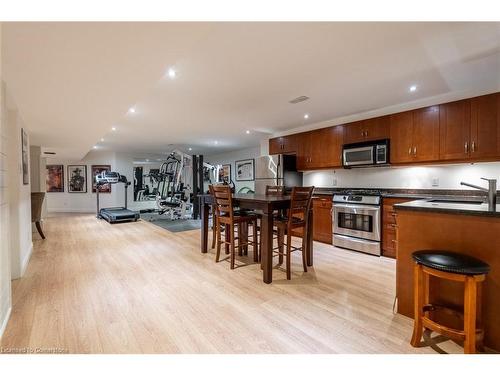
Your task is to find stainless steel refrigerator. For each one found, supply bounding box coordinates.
[254,154,303,194]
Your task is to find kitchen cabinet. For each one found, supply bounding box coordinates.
[297,126,344,170]
[412,106,440,162]
[344,117,389,144]
[439,99,471,161]
[390,106,440,163]
[470,92,500,160]
[389,111,414,163]
[269,134,297,155]
[312,197,333,244]
[381,197,413,258]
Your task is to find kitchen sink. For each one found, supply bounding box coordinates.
[427,199,484,205]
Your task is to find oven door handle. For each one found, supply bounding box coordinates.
[334,204,380,212]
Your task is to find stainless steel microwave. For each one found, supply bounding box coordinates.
[342,139,390,168]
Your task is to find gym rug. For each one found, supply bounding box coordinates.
[141,214,202,233]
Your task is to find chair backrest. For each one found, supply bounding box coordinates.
[265,185,285,196]
[288,186,314,226]
[211,185,234,219]
[31,192,46,222]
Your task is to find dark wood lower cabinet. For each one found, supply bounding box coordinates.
[381,197,413,258]
[312,197,333,244]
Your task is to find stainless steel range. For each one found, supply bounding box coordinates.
[332,189,381,256]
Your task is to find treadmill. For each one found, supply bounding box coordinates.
[96,171,139,223]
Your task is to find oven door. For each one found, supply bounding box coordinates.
[343,146,374,167]
[333,204,381,241]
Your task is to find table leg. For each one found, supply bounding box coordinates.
[306,208,313,266]
[261,210,273,284]
[201,201,209,253]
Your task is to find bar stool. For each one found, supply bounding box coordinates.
[212,185,259,269]
[273,186,314,280]
[410,250,490,354]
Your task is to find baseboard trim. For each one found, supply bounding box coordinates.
[20,242,33,277]
[0,306,12,340]
[47,208,95,213]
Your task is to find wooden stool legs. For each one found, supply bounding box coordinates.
[411,263,424,347]
[410,262,485,353]
[464,276,477,354]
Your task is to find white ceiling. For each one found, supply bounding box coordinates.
[2,22,500,159]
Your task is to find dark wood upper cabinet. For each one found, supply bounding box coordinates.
[470,93,500,159]
[272,91,499,168]
[412,105,440,162]
[439,99,471,161]
[269,134,297,155]
[344,120,366,144]
[344,117,389,144]
[364,116,390,141]
[389,111,414,163]
[297,126,344,170]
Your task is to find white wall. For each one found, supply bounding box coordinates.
[206,146,261,193]
[0,23,13,339]
[45,151,160,213]
[46,151,117,213]
[303,162,500,190]
[7,108,33,280]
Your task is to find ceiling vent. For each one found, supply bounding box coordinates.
[289,96,310,104]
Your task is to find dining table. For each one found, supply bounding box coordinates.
[198,193,313,284]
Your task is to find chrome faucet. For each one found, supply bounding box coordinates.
[460,178,497,211]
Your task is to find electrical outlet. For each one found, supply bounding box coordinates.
[332,178,337,187]
[432,177,439,187]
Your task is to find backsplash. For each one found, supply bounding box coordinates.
[303,162,500,190]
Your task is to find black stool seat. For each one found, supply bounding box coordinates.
[412,250,490,276]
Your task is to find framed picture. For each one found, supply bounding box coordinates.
[235,159,255,181]
[21,128,29,185]
[218,164,231,184]
[91,165,111,193]
[46,165,64,192]
[68,165,87,193]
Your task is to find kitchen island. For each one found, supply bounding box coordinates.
[394,200,500,352]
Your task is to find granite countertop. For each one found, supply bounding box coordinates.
[395,199,500,218]
[312,187,491,200]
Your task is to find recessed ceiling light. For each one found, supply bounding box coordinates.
[188,147,193,151]
[304,114,310,119]
[93,145,98,149]
[111,127,117,131]
[214,140,218,145]
[129,107,136,114]
[245,130,250,134]
[100,138,104,142]
[167,68,176,79]
[409,85,417,92]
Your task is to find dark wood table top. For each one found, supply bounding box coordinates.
[199,193,292,203]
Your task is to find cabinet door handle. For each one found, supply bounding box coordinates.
[471,141,476,152]
[408,147,412,155]
[391,213,397,217]
[390,224,397,228]
[465,142,469,153]
[391,239,398,243]
[413,146,417,156]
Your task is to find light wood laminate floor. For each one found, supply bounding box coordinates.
[0,213,462,353]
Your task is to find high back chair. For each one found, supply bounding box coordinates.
[211,185,259,269]
[273,186,314,280]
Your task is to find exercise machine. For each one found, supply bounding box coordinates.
[140,151,193,221]
[96,171,139,223]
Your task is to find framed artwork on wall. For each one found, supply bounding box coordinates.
[68,165,87,193]
[91,165,111,193]
[46,164,64,192]
[21,128,29,185]
[218,164,231,184]
[235,159,255,181]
